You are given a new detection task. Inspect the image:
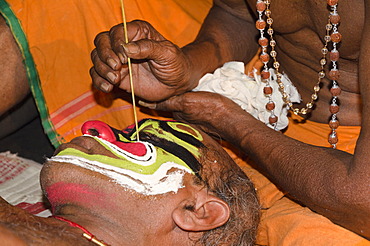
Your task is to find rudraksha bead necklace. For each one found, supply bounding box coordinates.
[255,0,342,148]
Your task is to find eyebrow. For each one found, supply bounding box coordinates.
[157,121,205,148]
[138,131,203,181]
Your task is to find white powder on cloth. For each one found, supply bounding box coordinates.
[193,61,301,130]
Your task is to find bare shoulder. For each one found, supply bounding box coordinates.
[214,0,254,21]
[0,14,30,116]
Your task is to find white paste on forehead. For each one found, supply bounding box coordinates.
[49,155,192,196]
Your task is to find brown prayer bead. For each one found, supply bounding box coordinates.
[329,120,340,129]
[327,0,338,6]
[329,50,340,61]
[330,14,341,24]
[256,20,266,30]
[331,32,342,43]
[260,53,270,63]
[330,86,342,96]
[328,133,338,145]
[328,69,340,80]
[261,70,270,79]
[330,104,340,114]
[264,86,273,95]
[266,102,275,111]
[259,37,269,47]
[256,1,266,12]
[269,116,278,124]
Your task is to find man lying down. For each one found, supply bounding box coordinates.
[0,118,259,246]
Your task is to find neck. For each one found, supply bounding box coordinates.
[53,215,109,246]
[52,205,193,246]
[53,205,124,246]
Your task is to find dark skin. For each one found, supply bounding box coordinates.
[90,0,370,239]
[0,120,240,245]
[0,15,30,116]
[0,197,92,245]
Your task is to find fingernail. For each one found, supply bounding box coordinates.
[101,82,112,92]
[139,100,156,109]
[107,72,117,84]
[122,42,139,54]
[107,58,117,70]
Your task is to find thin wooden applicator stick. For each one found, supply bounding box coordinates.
[120,0,140,141]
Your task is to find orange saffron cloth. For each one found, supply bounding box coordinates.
[2,0,368,245]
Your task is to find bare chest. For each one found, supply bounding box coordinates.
[247,0,364,59]
[246,0,364,124]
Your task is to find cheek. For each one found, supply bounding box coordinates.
[40,162,57,193]
[128,195,176,227]
[40,162,118,212]
[47,183,96,204]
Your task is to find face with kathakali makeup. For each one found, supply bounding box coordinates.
[40,119,234,246]
[49,119,206,196]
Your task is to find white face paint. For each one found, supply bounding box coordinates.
[49,135,194,196]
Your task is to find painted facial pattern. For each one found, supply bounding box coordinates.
[49,119,205,195]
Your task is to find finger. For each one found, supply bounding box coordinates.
[122,39,178,62]
[107,23,128,63]
[138,100,157,109]
[108,21,154,62]
[147,95,184,112]
[117,66,132,92]
[91,48,120,86]
[110,20,166,63]
[90,67,113,93]
[122,20,164,43]
[94,31,121,70]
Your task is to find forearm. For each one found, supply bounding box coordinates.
[181,3,259,90]
[156,87,370,237]
[219,108,370,237]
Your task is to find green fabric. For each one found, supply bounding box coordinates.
[0,0,61,147]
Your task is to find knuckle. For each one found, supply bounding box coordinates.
[94,31,108,46]
[89,67,95,77]
[91,49,97,60]
[131,20,160,41]
[109,23,122,35]
[133,19,153,30]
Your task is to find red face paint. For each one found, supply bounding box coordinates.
[46,182,115,212]
[82,120,147,156]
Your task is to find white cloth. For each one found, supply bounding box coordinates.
[0,152,51,217]
[193,62,301,130]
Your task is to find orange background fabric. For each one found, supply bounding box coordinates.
[6,0,212,143]
[4,0,369,245]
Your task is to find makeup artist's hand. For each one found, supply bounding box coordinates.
[90,20,197,101]
[145,91,253,143]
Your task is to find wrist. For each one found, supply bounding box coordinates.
[181,41,224,91]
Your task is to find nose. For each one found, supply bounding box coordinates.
[81,120,147,156]
[81,120,116,142]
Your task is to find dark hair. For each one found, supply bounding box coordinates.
[195,146,260,246]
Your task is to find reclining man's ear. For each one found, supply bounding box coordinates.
[172,189,230,231]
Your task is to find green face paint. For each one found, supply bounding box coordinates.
[49,119,205,195]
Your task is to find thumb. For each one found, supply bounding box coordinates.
[139,95,184,112]
[122,39,175,60]
[122,39,176,61]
